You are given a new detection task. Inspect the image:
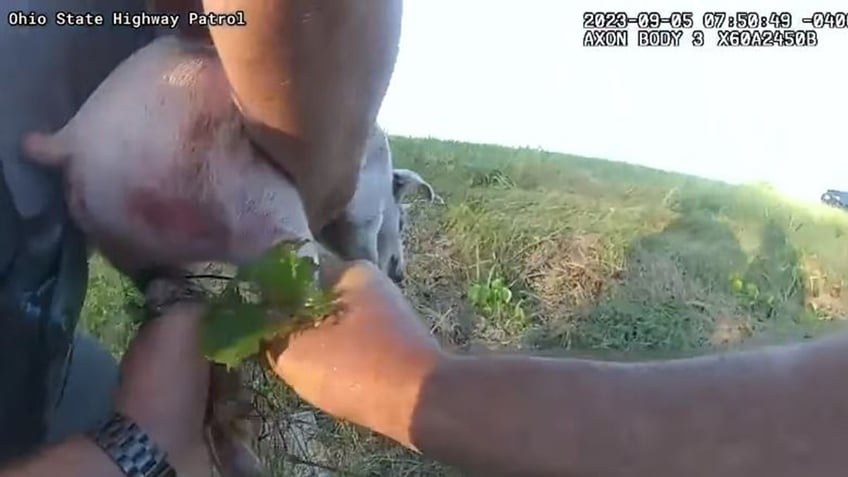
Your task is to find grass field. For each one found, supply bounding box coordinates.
[80,136,848,475]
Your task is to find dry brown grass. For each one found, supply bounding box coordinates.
[522,233,614,319]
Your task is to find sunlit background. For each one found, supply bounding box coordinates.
[378,0,848,203]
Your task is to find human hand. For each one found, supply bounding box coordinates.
[265,255,444,446]
[113,297,212,475]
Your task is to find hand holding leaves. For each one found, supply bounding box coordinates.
[201,242,336,369]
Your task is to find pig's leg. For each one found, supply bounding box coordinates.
[319,215,381,265]
[20,132,70,168]
[201,0,403,231]
[205,364,263,477]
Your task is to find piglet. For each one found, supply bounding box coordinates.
[22,34,316,274]
[21,34,318,477]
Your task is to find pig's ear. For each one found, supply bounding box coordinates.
[21,132,69,168]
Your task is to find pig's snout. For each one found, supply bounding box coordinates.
[21,132,69,168]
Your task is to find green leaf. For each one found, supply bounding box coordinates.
[238,241,316,312]
[302,290,337,319]
[199,241,337,369]
[467,283,485,306]
[201,302,277,369]
[745,282,759,299]
[731,277,744,292]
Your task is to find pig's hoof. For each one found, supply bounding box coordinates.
[21,132,69,167]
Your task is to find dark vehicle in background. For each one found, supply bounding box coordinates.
[821,189,848,209]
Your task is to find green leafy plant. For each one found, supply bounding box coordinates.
[201,242,336,369]
[467,266,527,325]
[469,168,515,189]
[728,272,776,316]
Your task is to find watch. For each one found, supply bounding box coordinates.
[88,412,177,477]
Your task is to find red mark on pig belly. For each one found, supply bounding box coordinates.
[126,188,229,247]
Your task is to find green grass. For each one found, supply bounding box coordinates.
[80,136,848,475]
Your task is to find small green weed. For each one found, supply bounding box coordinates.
[467,265,527,327]
[729,272,779,320]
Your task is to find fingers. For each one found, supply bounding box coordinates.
[121,301,209,397]
[124,302,208,375]
[115,301,211,458]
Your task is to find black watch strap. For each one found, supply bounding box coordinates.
[88,412,177,477]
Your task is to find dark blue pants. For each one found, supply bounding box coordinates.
[0,0,154,463]
[42,332,119,446]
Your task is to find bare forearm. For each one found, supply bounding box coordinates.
[408,334,848,476]
[0,437,119,477]
[202,0,399,137]
[201,0,402,225]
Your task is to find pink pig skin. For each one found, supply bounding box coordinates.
[22,35,314,273]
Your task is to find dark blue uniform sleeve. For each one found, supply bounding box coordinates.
[0,0,155,463]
